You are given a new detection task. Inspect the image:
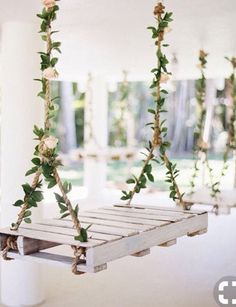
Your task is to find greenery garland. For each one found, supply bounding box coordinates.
[121,2,184,207]
[11,0,89,243]
[189,50,212,195]
[213,57,236,191]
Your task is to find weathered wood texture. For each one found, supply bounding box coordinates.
[0,204,208,274]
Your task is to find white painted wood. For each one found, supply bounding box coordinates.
[114,203,203,215]
[96,207,184,222]
[17,236,59,255]
[6,251,107,273]
[0,207,208,275]
[131,249,150,257]
[101,206,194,219]
[187,228,208,237]
[85,213,208,267]
[159,239,177,247]
[38,218,141,236]
[79,211,170,227]
[0,228,104,248]
[183,187,236,207]
[20,223,121,242]
[79,217,153,232]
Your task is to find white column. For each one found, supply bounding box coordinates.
[84,75,108,199]
[0,22,44,306]
[59,81,77,153]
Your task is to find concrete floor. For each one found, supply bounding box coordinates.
[1,191,236,307]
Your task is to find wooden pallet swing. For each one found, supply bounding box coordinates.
[183,55,236,215]
[0,1,208,275]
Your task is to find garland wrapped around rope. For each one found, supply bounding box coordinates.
[214,57,236,191]
[4,0,89,274]
[189,50,219,198]
[121,2,185,208]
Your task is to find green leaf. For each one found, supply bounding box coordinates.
[13,200,24,207]
[32,191,44,202]
[126,178,135,184]
[54,193,65,204]
[24,218,32,224]
[51,57,58,67]
[48,178,57,189]
[148,109,156,115]
[24,211,32,218]
[32,158,41,166]
[59,203,68,213]
[26,166,38,176]
[22,183,32,195]
[60,212,70,219]
[74,228,88,242]
[147,173,154,182]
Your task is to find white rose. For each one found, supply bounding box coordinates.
[42,0,56,10]
[43,67,58,80]
[160,73,170,83]
[44,136,58,150]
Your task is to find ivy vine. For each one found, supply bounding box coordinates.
[121,2,184,207]
[11,1,89,242]
[212,57,236,192]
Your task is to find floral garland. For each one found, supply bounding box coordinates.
[213,57,236,191]
[189,50,211,195]
[121,2,184,207]
[11,0,89,243]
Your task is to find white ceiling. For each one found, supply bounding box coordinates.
[0,0,236,81]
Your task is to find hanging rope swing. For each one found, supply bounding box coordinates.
[0,1,207,275]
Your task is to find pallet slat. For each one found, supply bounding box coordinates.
[0,227,104,247]
[103,205,196,219]
[79,211,170,227]
[38,218,141,236]
[96,207,184,222]
[20,223,122,242]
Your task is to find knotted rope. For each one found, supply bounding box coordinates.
[71,246,85,275]
[2,237,18,260]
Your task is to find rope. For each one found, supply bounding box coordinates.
[2,237,18,260]
[71,246,85,275]
[11,171,41,231]
[53,168,81,233]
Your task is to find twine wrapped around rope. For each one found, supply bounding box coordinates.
[71,246,85,275]
[2,237,18,260]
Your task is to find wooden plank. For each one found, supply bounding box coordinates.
[0,234,9,251]
[79,211,170,227]
[20,223,121,242]
[101,206,194,219]
[114,203,206,215]
[183,188,236,207]
[79,217,153,232]
[85,213,208,267]
[38,219,141,237]
[187,228,207,237]
[159,239,177,247]
[17,236,59,255]
[96,208,183,222]
[6,251,107,273]
[0,228,105,248]
[131,249,150,257]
